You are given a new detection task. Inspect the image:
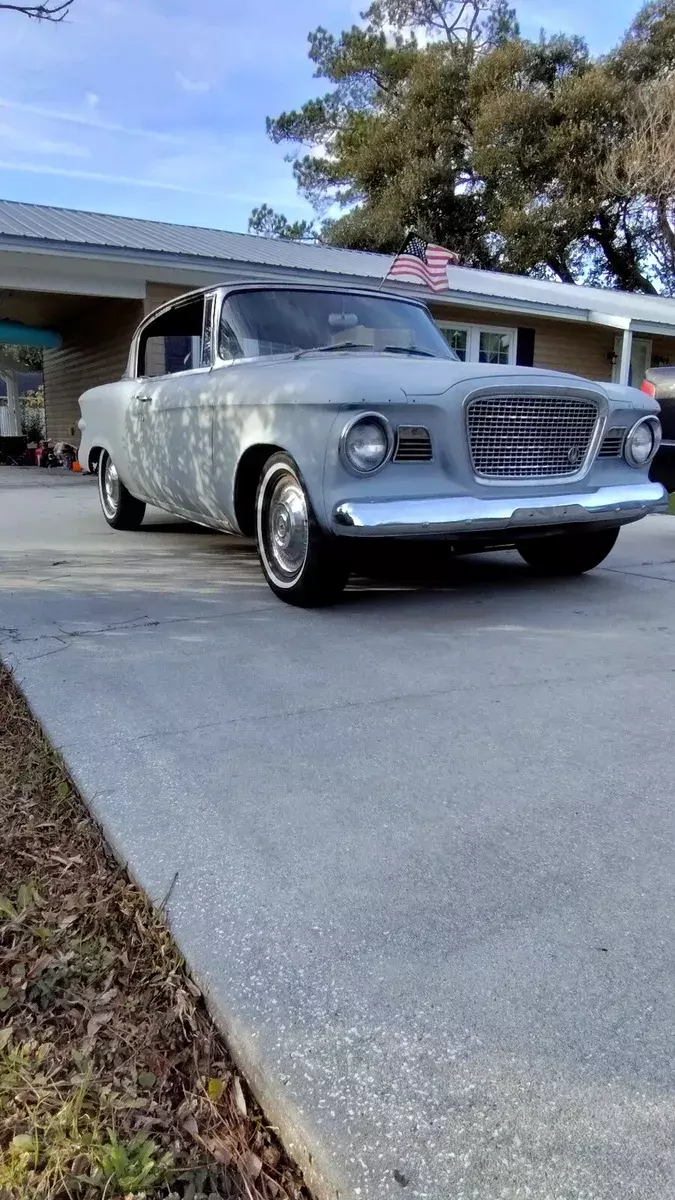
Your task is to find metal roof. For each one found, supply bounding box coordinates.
[0,199,389,278]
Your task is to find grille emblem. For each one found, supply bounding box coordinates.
[567,445,581,465]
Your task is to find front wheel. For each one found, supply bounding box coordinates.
[255,453,349,606]
[516,527,620,576]
[97,450,146,530]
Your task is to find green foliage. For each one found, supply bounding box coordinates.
[0,343,42,371]
[95,1132,173,1194]
[247,202,318,241]
[254,0,675,292]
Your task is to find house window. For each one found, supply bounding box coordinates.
[436,321,516,366]
[479,331,511,365]
[441,327,468,361]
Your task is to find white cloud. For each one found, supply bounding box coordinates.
[0,158,258,199]
[0,121,89,159]
[85,92,100,109]
[0,97,185,145]
[175,72,211,95]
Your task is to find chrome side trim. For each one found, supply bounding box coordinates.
[332,482,668,537]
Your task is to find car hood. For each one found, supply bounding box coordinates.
[277,353,602,399]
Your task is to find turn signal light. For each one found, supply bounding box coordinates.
[641,379,656,398]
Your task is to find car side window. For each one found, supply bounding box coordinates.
[137,292,215,378]
[219,312,244,362]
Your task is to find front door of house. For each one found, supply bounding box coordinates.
[613,335,652,387]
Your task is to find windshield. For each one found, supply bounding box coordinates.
[219,288,456,361]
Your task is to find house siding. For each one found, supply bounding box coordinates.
[531,319,613,381]
[42,281,200,444]
[43,297,144,443]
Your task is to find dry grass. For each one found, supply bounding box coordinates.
[0,667,311,1200]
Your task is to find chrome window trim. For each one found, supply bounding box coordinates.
[462,384,608,487]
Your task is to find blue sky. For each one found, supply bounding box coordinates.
[0,0,646,234]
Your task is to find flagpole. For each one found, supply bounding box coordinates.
[377,229,413,291]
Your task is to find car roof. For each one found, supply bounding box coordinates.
[152,279,429,315]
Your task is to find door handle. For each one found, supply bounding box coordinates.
[134,393,153,403]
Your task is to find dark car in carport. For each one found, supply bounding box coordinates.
[642,367,675,492]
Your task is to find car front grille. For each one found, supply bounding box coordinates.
[394,425,433,462]
[598,427,625,458]
[466,394,600,479]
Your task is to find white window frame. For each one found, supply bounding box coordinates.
[436,320,517,366]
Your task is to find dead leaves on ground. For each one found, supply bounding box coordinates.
[0,668,309,1200]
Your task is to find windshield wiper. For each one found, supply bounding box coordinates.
[380,345,437,358]
[294,342,438,359]
[294,342,375,358]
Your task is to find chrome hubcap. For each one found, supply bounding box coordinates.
[101,456,120,516]
[265,475,308,579]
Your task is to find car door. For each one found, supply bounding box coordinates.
[127,292,217,519]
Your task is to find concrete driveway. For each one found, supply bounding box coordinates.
[2,466,675,1200]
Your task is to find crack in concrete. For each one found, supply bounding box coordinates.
[2,602,279,663]
[131,657,675,745]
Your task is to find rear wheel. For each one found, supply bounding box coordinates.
[517,527,619,576]
[255,453,349,606]
[97,450,146,530]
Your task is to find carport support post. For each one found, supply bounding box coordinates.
[618,328,633,386]
[0,370,21,436]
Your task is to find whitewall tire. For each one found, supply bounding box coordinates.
[255,453,349,606]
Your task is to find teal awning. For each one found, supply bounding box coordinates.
[0,321,61,349]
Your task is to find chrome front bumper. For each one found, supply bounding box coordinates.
[333,482,668,537]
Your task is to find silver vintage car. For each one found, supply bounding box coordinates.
[78,282,667,606]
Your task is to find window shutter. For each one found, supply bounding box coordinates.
[516,328,535,367]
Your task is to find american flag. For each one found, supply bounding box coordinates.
[384,233,459,292]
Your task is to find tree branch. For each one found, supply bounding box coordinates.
[0,1,73,18]
[590,212,658,293]
[546,255,576,284]
[656,194,675,256]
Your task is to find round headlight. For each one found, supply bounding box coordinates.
[625,416,661,467]
[341,413,393,474]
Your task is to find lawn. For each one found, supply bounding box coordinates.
[0,667,308,1200]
